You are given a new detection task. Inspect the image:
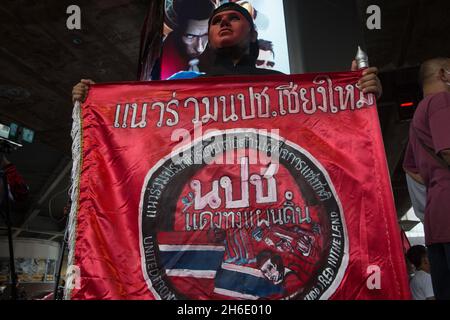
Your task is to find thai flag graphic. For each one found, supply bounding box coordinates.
[158,232,225,279]
[157,232,284,300]
[213,263,283,300]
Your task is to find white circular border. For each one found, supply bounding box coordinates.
[138,128,349,300]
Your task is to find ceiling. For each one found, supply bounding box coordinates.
[0,0,449,242]
[0,0,149,241]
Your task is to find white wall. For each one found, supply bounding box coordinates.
[0,238,59,259]
[251,0,291,73]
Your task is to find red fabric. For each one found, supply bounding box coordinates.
[401,229,411,255]
[3,163,29,202]
[70,71,411,300]
[160,34,189,80]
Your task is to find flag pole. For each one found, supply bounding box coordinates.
[53,223,68,300]
[0,169,18,300]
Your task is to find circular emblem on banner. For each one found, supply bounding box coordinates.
[140,129,348,300]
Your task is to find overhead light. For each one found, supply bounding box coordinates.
[0,122,34,147]
[0,124,10,139]
[21,127,35,143]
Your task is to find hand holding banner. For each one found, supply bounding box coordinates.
[66,71,410,300]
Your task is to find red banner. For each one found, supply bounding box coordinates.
[67,72,411,300]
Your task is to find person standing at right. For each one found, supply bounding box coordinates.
[403,57,450,300]
[406,245,435,300]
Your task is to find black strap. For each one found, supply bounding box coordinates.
[415,134,450,170]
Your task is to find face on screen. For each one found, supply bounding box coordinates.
[256,49,275,69]
[181,18,209,59]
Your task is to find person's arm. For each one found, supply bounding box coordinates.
[72,79,95,104]
[404,168,425,185]
[429,93,450,163]
[440,149,450,166]
[351,60,382,99]
[403,142,424,184]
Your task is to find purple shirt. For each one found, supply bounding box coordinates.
[403,91,450,245]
